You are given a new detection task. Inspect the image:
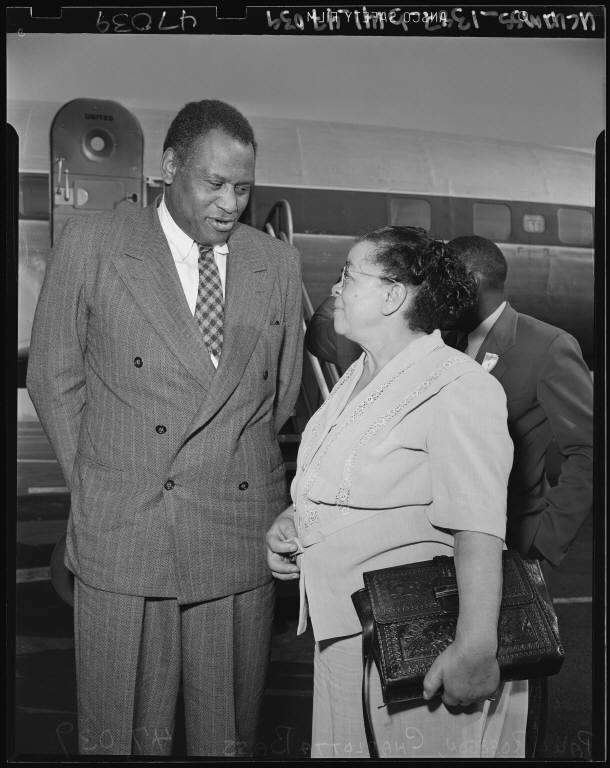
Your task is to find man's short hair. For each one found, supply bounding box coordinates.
[163,100,257,164]
[448,235,508,290]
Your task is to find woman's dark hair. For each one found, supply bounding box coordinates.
[163,100,257,164]
[359,226,477,333]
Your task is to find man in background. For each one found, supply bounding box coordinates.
[446,234,593,759]
[27,100,303,756]
[447,235,593,567]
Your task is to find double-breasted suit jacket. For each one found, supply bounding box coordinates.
[27,203,303,603]
[475,302,593,567]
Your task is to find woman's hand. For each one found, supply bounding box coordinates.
[423,529,503,707]
[422,637,500,706]
[266,505,301,580]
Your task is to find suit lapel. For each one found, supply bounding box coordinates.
[475,303,518,382]
[185,224,275,431]
[112,214,276,431]
[110,205,216,389]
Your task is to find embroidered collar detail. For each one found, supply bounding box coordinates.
[296,351,466,532]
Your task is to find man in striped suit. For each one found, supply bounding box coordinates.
[27,100,303,756]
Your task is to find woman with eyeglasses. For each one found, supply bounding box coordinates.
[266,226,527,758]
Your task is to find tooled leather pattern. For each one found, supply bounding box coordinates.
[368,551,564,693]
[367,563,442,622]
[397,617,456,659]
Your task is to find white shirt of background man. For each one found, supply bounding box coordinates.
[465,301,507,360]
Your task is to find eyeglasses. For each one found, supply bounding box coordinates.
[338,263,400,288]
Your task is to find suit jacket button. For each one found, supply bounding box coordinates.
[164,480,175,491]
[238,481,249,491]
[262,370,269,380]
[156,425,167,434]
[134,357,143,368]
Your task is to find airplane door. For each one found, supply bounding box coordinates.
[50,98,143,244]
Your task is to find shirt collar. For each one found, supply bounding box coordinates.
[470,301,507,344]
[158,195,229,259]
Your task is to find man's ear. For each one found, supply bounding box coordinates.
[161,148,178,185]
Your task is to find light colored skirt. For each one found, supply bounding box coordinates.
[311,633,528,759]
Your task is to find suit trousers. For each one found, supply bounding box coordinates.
[74,577,274,756]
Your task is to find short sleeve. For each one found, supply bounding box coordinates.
[426,369,513,539]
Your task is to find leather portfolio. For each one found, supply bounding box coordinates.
[351,549,565,706]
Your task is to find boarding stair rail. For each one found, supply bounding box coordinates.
[263,198,293,244]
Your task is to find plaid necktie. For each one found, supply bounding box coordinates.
[194,244,224,359]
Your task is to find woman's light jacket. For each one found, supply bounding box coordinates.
[292,331,513,641]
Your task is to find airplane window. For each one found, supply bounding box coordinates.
[473,203,511,240]
[523,214,546,234]
[389,198,431,230]
[557,208,593,246]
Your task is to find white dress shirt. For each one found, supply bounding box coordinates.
[157,195,228,367]
[465,301,506,360]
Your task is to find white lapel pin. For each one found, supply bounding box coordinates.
[482,352,499,373]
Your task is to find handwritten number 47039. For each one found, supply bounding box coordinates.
[96,10,197,33]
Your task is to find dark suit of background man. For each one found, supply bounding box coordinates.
[27,100,303,757]
[447,235,593,568]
